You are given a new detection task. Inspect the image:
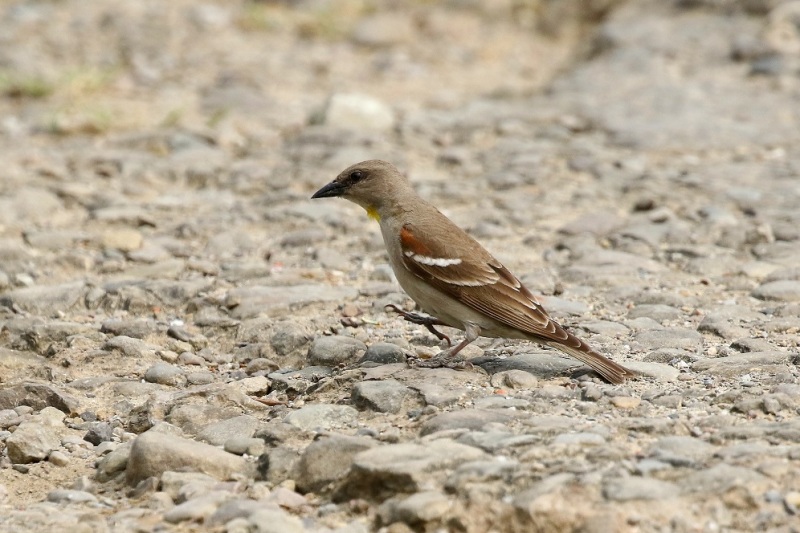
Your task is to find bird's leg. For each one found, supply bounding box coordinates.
[385,304,451,346]
[416,323,481,369]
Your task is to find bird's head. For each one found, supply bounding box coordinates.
[311,160,409,221]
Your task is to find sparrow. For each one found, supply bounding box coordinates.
[311,160,633,384]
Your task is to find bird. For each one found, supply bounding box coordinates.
[311,160,634,384]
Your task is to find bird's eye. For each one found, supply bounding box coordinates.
[350,171,364,182]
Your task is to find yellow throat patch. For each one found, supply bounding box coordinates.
[365,206,381,221]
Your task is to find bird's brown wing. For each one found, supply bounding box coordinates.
[398,222,572,344]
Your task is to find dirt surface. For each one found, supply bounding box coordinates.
[1,0,800,532]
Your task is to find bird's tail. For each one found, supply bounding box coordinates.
[545,340,634,385]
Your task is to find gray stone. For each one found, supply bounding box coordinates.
[257,447,300,485]
[166,404,243,436]
[186,371,215,385]
[623,361,680,382]
[104,335,157,358]
[295,434,376,493]
[84,422,114,445]
[48,450,70,466]
[489,369,539,390]
[633,328,703,352]
[126,430,251,485]
[692,351,793,377]
[225,437,266,456]
[46,489,98,504]
[143,362,185,386]
[0,383,79,414]
[337,440,486,501]
[270,322,313,357]
[6,422,61,463]
[420,409,516,436]
[197,415,259,446]
[473,352,583,379]
[603,477,680,501]
[308,336,367,367]
[407,369,472,407]
[351,380,410,413]
[0,281,86,315]
[284,404,359,432]
[100,318,161,339]
[96,442,132,482]
[360,342,406,365]
[752,280,800,301]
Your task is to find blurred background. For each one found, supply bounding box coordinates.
[2,0,799,287]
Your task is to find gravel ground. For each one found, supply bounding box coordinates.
[2,1,800,532]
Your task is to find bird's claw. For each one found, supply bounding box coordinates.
[384,304,452,346]
[411,352,472,370]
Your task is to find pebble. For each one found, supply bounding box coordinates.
[84,422,114,445]
[633,328,704,352]
[360,342,406,365]
[338,440,486,501]
[294,434,376,493]
[489,369,539,390]
[143,362,185,386]
[6,422,62,464]
[197,415,260,446]
[351,380,410,413]
[420,409,516,437]
[307,336,367,367]
[125,430,251,485]
[224,437,266,457]
[752,280,800,301]
[48,450,70,466]
[46,489,98,504]
[104,335,157,358]
[284,404,359,432]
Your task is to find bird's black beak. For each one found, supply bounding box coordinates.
[311,181,346,199]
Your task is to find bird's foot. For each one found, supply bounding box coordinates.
[410,351,472,370]
[385,304,451,346]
